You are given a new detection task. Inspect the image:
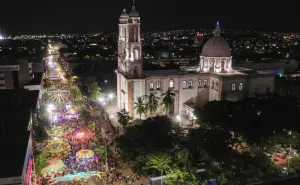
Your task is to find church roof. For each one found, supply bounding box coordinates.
[129,6,139,17]
[120,9,129,18]
[201,22,231,57]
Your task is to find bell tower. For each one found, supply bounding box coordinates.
[117,1,143,79]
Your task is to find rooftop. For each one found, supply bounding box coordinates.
[0,89,39,178]
[143,67,271,78]
[25,72,43,86]
[0,112,31,178]
[0,89,39,111]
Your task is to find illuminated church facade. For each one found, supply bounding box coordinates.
[116,5,274,119]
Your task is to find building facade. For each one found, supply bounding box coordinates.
[116,5,275,119]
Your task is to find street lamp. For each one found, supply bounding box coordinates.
[108,93,114,99]
[98,97,105,103]
[176,115,181,127]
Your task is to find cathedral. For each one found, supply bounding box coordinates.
[116,4,274,119]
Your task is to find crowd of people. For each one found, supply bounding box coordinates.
[35,56,144,185]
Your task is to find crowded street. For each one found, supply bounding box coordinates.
[33,44,148,185]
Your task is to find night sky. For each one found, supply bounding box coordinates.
[0,0,298,34]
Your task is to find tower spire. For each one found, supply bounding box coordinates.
[214,21,221,36]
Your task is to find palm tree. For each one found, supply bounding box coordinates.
[145,93,160,116]
[162,89,176,115]
[146,153,172,185]
[134,97,146,119]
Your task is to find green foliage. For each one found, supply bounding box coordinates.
[165,168,199,185]
[289,156,300,173]
[87,80,101,100]
[134,97,146,119]
[115,116,175,167]
[35,151,48,175]
[38,103,47,119]
[146,153,172,174]
[94,144,106,161]
[70,87,82,101]
[145,93,160,115]
[34,124,48,143]
[79,107,92,123]
[117,109,132,127]
[162,89,176,115]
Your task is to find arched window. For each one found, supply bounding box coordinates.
[198,79,202,87]
[239,82,243,91]
[134,49,139,60]
[232,83,236,91]
[156,81,161,89]
[204,80,208,87]
[212,81,215,89]
[215,82,219,90]
[149,81,154,90]
[188,80,193,88]
[169,79,174,88]
[182,80,187,88]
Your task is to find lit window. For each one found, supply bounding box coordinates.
[204,80,208,87]
[149,81,154,89]
[198,79,202,87]
[232,83,236,91]
[188,80,193,88]
[239,83,243,91]
[182,80,187,88]
[169,79,174,88]
[156,81,161,89]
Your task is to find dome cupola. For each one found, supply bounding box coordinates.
[201,22,231,57]
[120,9,129,19]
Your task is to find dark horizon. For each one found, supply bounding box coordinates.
[0,0,298,35]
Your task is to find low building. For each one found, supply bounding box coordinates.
[0,57,43,93]
[0,89,39,185]
[234,59,299,75]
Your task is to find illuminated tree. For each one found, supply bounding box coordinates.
[162,89,176,115]
[87,81,101,100]
[117,109,132,127]
[134,97,146,119]
[145,93,160,116]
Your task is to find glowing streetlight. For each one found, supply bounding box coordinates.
[176,115,181,122]
[47,104,56,112]
[176,115,181,127]
[98,97,105,103]
[108,93,114,99]
[47,104,56,123]
[110,114,114,119]
[104,80,108,83]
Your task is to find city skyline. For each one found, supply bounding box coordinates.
[0,0,299,34]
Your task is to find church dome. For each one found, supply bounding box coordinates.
[129,6,139,17]
[120,9,129,18]
[201,23,231,57]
